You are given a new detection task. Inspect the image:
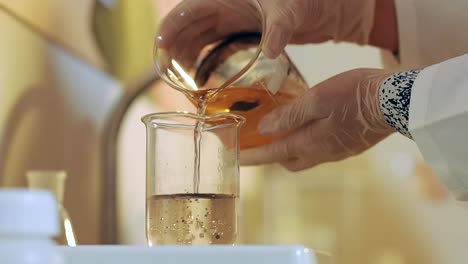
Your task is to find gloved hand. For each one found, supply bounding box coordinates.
[240,68,395,171]
[157,0,377,60]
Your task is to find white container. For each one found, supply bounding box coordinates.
[59,245,315,264]
[0,189,63,264]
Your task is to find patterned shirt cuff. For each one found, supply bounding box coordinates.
[378,69,422,139]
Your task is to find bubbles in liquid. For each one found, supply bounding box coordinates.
[147,193,237,245]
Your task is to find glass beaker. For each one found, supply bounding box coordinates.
[154,0,309,150]
[26,170,77,246]
[142,112,245,246]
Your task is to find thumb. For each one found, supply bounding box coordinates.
[262,24,292,59]
[258,89,325,135]
[261,3,296,59]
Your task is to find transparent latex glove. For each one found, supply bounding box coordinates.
[157,0,376,60]
[240,69,395,171]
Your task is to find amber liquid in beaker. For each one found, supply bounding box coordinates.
[147,193,237,245]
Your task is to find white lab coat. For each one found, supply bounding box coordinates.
[391,0,468,200]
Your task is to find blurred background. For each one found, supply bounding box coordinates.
[1,1,468,263]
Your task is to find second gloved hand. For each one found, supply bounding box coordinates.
[240,69,395,171]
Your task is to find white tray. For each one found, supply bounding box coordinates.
[59,245,315,264]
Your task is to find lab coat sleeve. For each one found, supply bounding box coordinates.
[391,0,468,69]
[409,53,468,201]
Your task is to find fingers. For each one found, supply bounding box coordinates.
[240,135,297,165]
[263,24,293,59]
[241,119,329,166]
[258,89,327,135]
[262,4,296,58]
[280,158,318,172]
[240,135,331,170]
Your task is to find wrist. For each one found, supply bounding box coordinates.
[357,69,396,135]
[369,0,399,53]
[370,72,397,134]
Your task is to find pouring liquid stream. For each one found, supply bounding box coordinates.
[190,89,217,194]
[193,98,206,194]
